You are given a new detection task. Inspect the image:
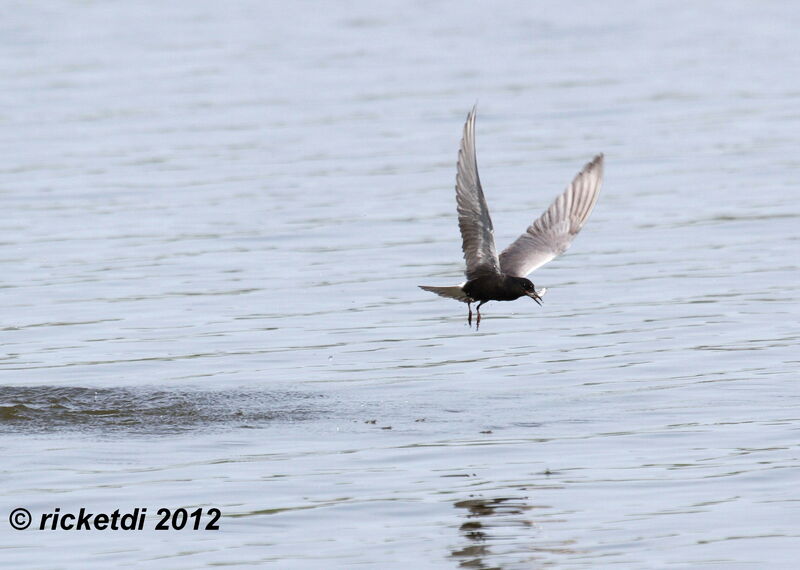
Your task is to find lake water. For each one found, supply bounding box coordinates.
[2,1,799,567]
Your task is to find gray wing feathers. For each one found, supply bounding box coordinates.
[499,154,603,277]
[456,107,501,279]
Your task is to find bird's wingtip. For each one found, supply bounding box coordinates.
[577,153,604,176]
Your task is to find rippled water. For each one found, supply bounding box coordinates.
[2,1,799,567]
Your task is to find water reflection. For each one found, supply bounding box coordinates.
[0,386,325,435]
[451,495,576,568]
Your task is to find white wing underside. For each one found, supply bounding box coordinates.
[498,154,604,277]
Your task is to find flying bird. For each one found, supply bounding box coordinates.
[419,107,603,327]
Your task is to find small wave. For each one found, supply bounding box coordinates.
[0,385,326,435]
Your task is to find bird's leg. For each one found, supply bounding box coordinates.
[476,301,486,329]
[467,302,472,326]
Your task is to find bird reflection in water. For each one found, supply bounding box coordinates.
[451,496,574,568]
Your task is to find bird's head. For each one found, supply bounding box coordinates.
[515,277,543,306]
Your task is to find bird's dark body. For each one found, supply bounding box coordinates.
[463,274,530,303]
[461,274,541,326]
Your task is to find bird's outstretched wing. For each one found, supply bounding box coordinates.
[499,154,603,278]
[456,106,501,280]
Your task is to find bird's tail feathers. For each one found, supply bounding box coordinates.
[418,284,470,302]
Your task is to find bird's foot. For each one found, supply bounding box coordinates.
[474,301,484,331]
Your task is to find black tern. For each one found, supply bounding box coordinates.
[420,107,603,327]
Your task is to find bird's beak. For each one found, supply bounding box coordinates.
[526,290,543,306]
